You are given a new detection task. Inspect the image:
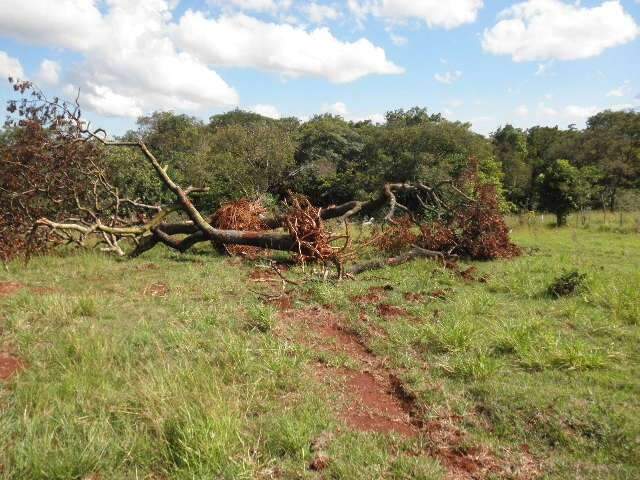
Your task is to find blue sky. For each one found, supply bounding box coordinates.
[0,0,639,136]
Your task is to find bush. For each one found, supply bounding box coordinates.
[547,270,587,298]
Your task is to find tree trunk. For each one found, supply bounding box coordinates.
[556,211,568,227]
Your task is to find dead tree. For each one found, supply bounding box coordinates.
[3,80,517,272]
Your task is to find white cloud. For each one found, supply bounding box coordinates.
[322,101,349,116]
[0,1,401,118]
[0,0,239,118]
[537,102,558,116]
[361,112,385,124]
[515,105,529,117]
[348,0,484,29]
[0,0,103,51]
[36,59,61,85]
[208,0,292,14]
[564,105,599,119]
[535,61,552,76]
[608,103,635,111]
[482,0,638,62]
[535,102,601,123]
[347,0,371,25]
[81,83,144,118]
[320,101,384,123]
[250,104,281,118]
[434,70,462,84]
[0,50,24,79]
[302,2,341,23]
[606,80,632,97]
[389,32,408,46]
[175,11,403,83]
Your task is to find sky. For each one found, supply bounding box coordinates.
[0,0,639,136]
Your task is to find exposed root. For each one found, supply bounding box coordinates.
[211,199,268,257]
[284,194,354,277]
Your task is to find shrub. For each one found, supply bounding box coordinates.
[547,270,587,298]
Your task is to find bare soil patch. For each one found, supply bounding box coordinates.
[143,282,169,298]
[376,303,409,318]
[29,286,59,295]
[429,289,451,300]
[283,306,418,436]
[0,353,23,380]
[248,269,279,283]
[278,305,540,479]
[404,292,426,303]
[350,285,393,305]
[0,282,23,297]
[267,295,294,311]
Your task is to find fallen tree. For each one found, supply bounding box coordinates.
[2,80,519,273]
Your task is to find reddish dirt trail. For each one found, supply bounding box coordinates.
[277,305,540,479]
[286,306,419,437]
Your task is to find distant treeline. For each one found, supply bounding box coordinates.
[3,106,639,226]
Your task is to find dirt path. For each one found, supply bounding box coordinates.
[277,304,540,479]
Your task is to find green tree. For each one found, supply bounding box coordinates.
[579,110,640,210]
[290,114,365,205]
[492,125,530,209]
[536,159,600,227]
[204,122,297,199]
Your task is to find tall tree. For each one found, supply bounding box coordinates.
[579,110,640,210]
[492,125,530,209]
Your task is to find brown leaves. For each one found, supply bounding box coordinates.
[369,217,419,254]
[419,171,521,260]
[1,80,103,261]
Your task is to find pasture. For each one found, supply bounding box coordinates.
[1,221,638,479]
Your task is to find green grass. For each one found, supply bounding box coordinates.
[1,225,639,479]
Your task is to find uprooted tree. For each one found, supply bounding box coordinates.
[1,80,519,273]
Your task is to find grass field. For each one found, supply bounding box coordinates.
[1,221,639,479]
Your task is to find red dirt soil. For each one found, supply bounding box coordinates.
[0,282,23,297]
[350,285,392,305]
[248,269,279,283]
[267,295,294,311]
[0,282,60,297]
[143,282,169,298]
[283,307,419,436]
[0,353,23,380]
[376,303,409,318]
[404,292,426,303]
[278,305,541,479]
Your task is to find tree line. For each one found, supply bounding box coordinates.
[2,99,640,231]
[493,111,640,225]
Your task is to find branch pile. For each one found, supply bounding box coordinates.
[1,80,519,274]
[419,168,521,259]
[368,218,419,255]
